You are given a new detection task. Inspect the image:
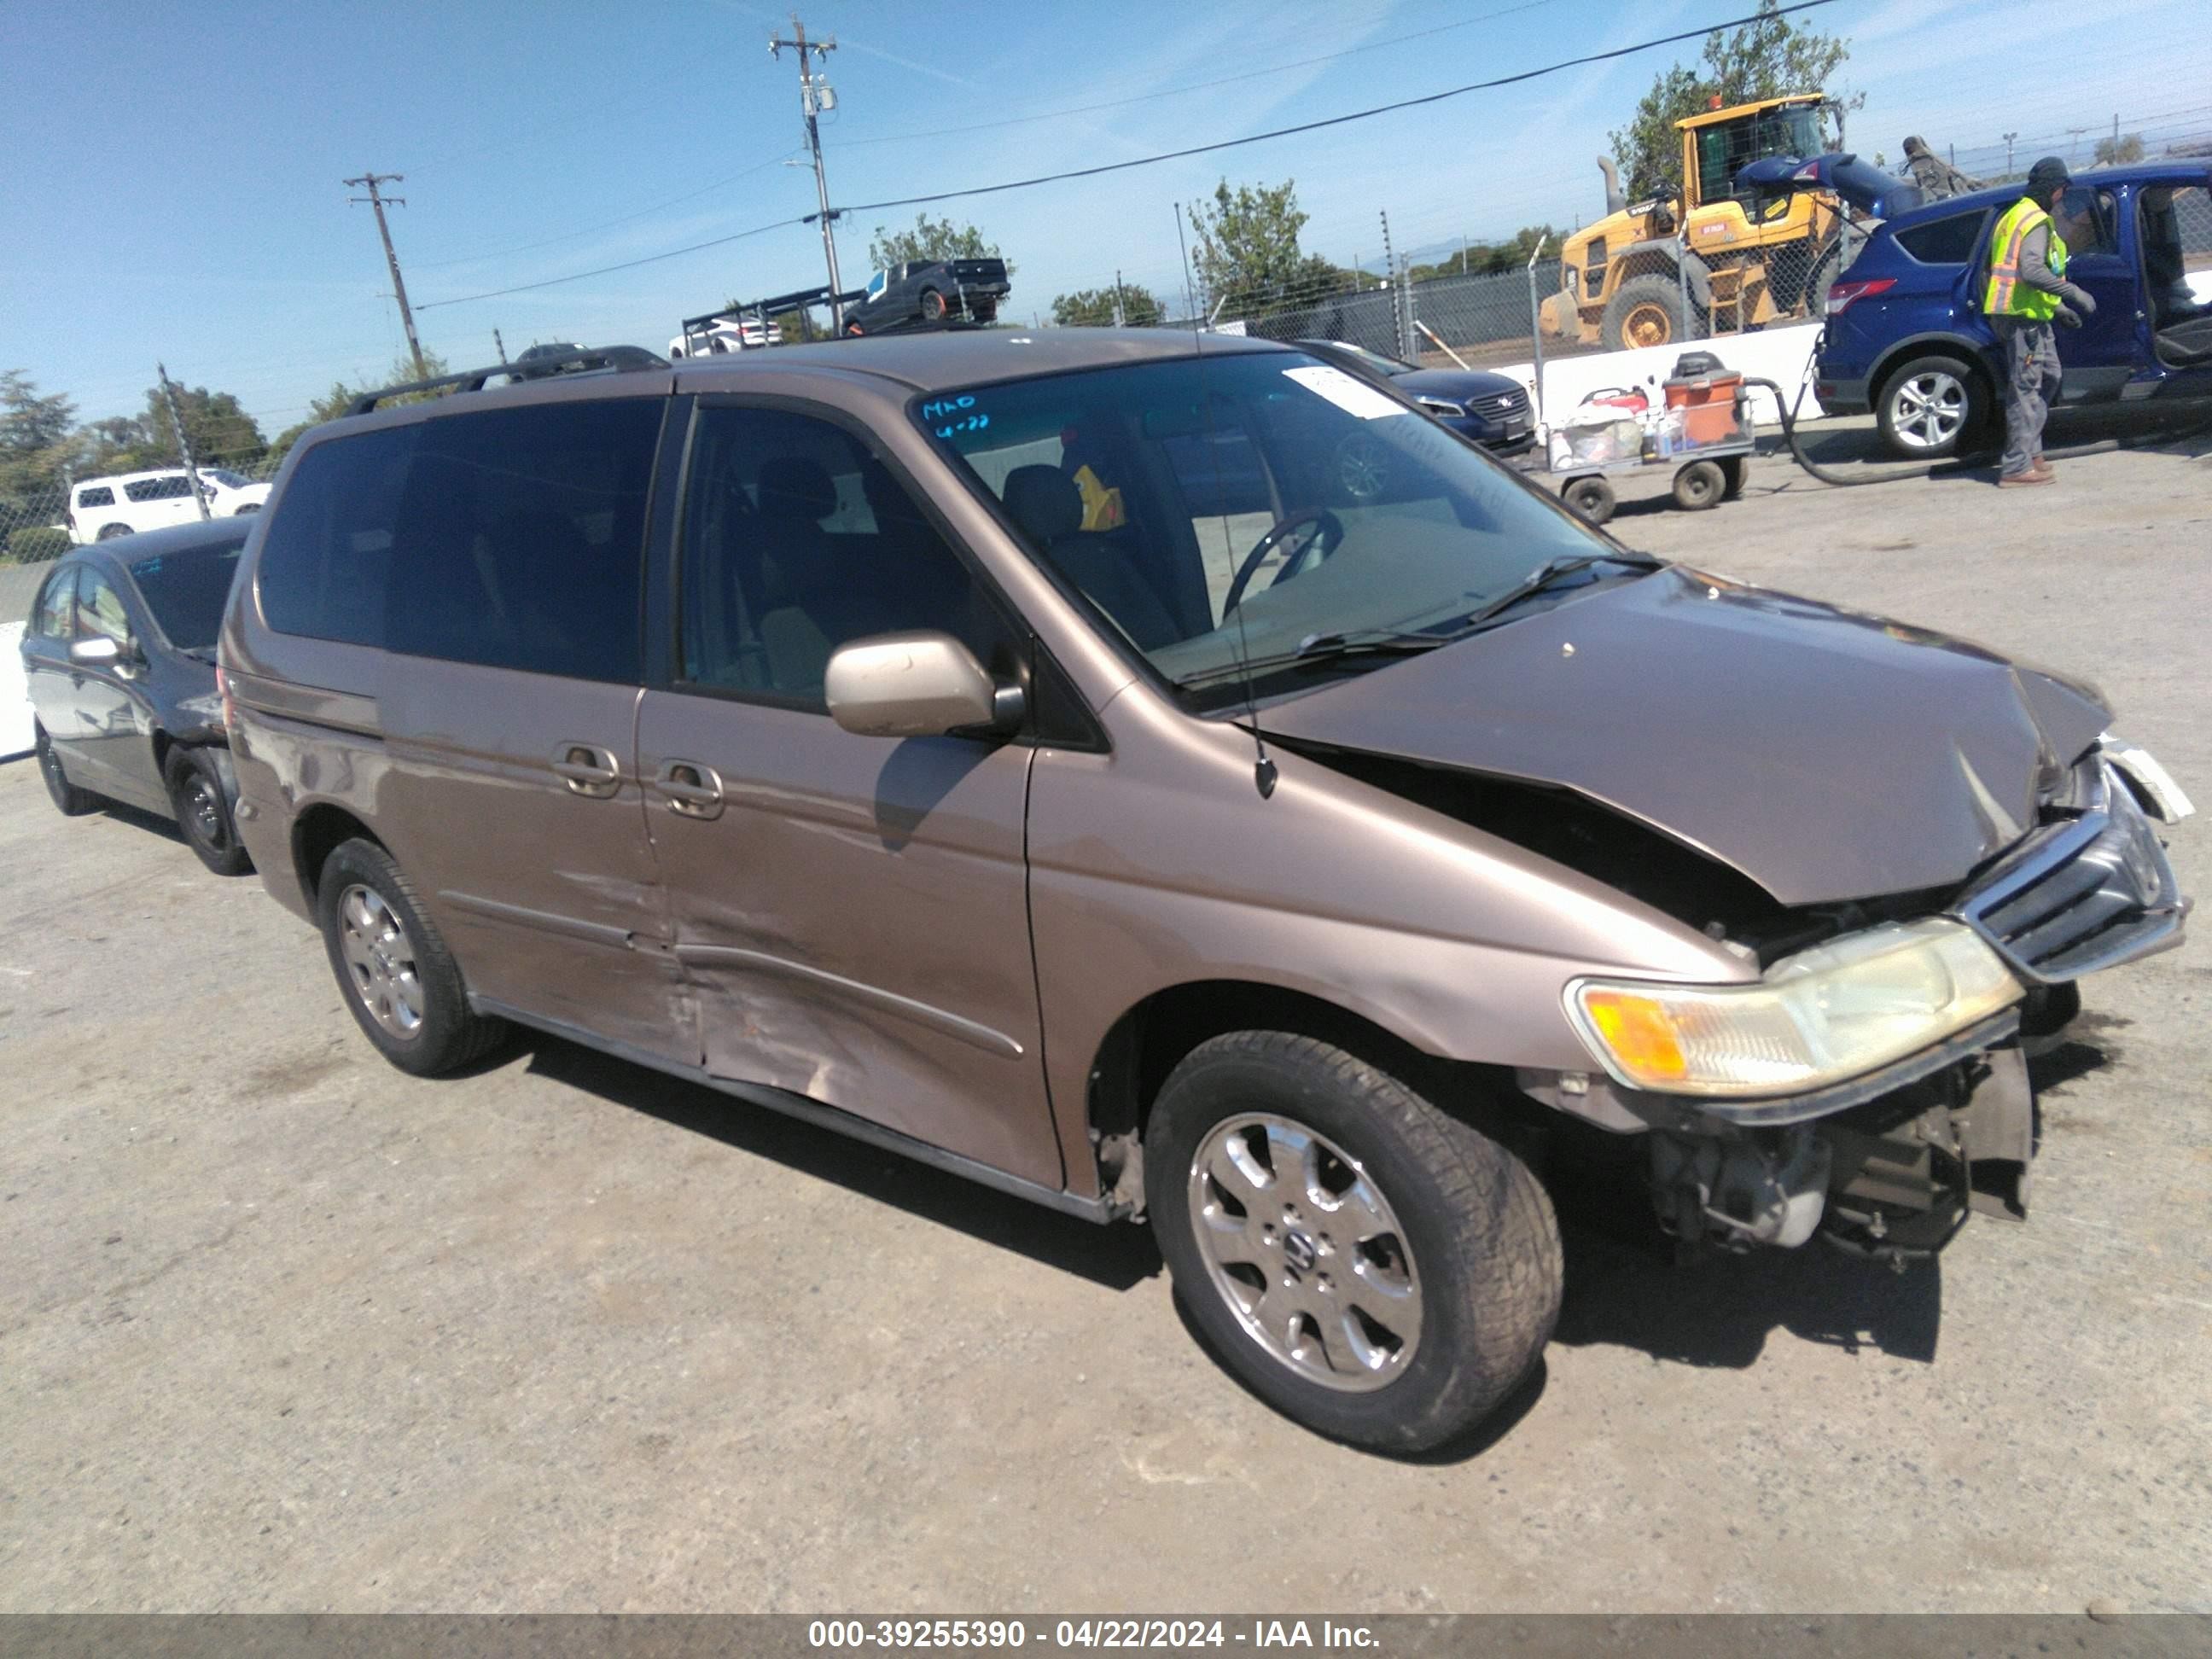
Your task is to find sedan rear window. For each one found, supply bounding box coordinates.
[132,532,248,651]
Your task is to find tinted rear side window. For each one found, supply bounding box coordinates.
[383,399,661,683]
[125,474,195,502]
[76,486,114,509]
[257,425,412,646]
[1895,211,1987,265]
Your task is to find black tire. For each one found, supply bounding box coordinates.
[1562,474,1615,525]
[1875,352,1988,460]
[918,287,948,323]
[1672,458,1726,510]
[316,837,509,1076]
[1718,454,1747,498]
[165,747,252,876]
[35,724,96,816]
[1599,273,1691,352]
[96,522,131,540]
[1147,1031,1562,1453]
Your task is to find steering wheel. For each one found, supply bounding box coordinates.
[1222,509,1345,614]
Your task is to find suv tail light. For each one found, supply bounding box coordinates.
[217,664,235,735]
[1825,277,1895,314]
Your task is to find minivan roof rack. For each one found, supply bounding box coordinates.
[345,345,669,416]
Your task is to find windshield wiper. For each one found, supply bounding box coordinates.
[1179,628,1451,687]
[1447,551,1660,637]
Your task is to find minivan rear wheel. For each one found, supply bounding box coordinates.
[1147,1031,1561,1452]
[317,838,509,1075]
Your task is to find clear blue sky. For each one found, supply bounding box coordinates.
[4,0,2206,454]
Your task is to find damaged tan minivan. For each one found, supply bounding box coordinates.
[219,335,2193,1451]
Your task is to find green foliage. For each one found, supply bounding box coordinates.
[6,524,72,565]
[1607,0,1858,201]
[2093,133,2145,166]
[2,370,79,498]
[142,381,266,469]
[1185,178,1350,320]
[865,213,1008,275]
[1406,225,1558,284]
[1050,284,1166,327]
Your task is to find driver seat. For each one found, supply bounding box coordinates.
[1002,465,1179,650]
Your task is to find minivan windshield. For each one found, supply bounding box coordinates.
[131,531,247,650]
[918,349,1634,709]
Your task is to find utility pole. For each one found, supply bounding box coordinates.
[346,172,428,381]
[493,329,508,364]
[155,364,211,521]
[2003,131,2018,175]
[2066,126,2088,166]
[1113,269,1126,327]
[771,15,846,332]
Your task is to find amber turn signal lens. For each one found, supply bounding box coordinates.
[1578,990,1689,1085]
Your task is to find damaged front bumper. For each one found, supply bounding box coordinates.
[1522,748,2192,1267]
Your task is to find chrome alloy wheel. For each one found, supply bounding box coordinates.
[337,884,424,1039]
[1187,1113,1423,1393]
[1889,370,1968,451]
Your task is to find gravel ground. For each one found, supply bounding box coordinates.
[2,411,2209,1615]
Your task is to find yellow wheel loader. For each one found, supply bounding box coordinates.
[1540,96,1847,352]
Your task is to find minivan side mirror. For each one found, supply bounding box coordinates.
[69,636,123,668]
[825,631,1012,739]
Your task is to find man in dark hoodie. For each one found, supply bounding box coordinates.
[1982,156,2098,486]
[1901,137,1977,201]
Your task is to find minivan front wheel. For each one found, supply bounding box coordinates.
[1148,1031,1561,1452]
[317,839,508,1075]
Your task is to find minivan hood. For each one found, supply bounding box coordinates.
[1260,567,2110,905]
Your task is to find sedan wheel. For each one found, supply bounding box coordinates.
[1188,1112,1423,1393]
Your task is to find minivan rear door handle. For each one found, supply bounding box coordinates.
[550,742,622,799]
[656,760,725,820]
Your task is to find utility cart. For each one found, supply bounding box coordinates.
[1544,352,1756,527]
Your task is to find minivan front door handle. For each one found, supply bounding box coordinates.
[656,760,725,820]
[550,742,622,799]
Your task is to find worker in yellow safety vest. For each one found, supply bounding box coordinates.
[1983,156,2097,487]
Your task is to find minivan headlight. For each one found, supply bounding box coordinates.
[1566,919,2021,1097]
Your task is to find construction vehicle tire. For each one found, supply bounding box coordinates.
[1601,275,1690,352]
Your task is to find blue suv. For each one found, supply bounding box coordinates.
[1815,164,2212,457]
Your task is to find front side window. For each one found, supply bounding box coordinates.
[131,531,248,651]
[34,566,78,638]
[75,486,114,509]
[919,351,1615,710]
[76,568,133,646]
[677,405,1007,706]
[125,474,195,503]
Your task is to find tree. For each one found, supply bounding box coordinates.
[2093,132,2145,166]
[1050,283,1166,328]
[1,370,79,497]
[1607,0,1858,201]
[141,381,266,469]
[268,352,451,464]
[865,212,1008,274]
[1406,224,1559,283]
[1185,178,1349,321]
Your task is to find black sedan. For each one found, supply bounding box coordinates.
[20,517,253,874]
[1293,339,1535,457]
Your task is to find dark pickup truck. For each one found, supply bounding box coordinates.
[845,258,1010,334]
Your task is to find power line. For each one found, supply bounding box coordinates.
[418,2,1837,315]
[827,0,1563,150]
[416,214,805,310]
[412,148,803,271]
[833,1,1843,218]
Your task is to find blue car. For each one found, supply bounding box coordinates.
[1293,339,1537,457]
[1815,163,2212,457]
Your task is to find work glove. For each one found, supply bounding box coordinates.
[2064,285,2097,315]
[2056,306,2084,329]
